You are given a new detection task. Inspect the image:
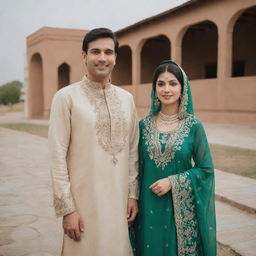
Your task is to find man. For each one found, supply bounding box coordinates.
[48,28,139,256]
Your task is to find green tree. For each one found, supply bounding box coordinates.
[0,80,23,105]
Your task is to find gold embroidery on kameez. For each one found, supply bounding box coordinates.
[142,116,197,170]
[81,77,128,164]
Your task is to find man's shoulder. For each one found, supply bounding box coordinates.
[55,80,82,97]
[112,85,133,99]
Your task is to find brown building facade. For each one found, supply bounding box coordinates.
[26,0,256,124]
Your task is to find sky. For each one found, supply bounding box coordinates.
[0,0,188,85]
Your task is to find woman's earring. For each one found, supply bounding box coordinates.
[154,97,160,106]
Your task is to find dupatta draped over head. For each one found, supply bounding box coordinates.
[134,60,216,256]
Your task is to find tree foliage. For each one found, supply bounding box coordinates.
[0,80,23,105]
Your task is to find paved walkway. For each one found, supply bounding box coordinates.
[0,128,62,256]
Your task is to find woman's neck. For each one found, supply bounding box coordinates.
[161,103,179,116]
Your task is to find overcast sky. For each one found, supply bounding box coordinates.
[0,0,188,85]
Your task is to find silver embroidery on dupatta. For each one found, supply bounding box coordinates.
[81,77,128,164]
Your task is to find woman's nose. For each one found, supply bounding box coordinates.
[164,84,170,92]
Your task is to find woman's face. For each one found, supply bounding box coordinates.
[156,71,182,108]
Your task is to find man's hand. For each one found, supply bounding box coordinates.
[127,198,138,227]
[150,178,172,196]
[63,211,84,241]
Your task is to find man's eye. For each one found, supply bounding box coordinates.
[105,50,114,55]
[91,50,99,54]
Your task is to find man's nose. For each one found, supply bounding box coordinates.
[98,52,106,61]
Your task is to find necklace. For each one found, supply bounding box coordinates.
[158,112,179,125]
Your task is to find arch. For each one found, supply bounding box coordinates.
[232,5,256,77]
[112,45,132,85]
[141,35,171,83]
[29,53,44,118]
[182,20,218,80]
[58,62,70,89]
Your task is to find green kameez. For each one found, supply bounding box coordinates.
[134,61,216,256]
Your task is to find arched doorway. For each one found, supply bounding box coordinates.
[141,35,171,83]
[232,6,256,77]
[182,21,218,79]
[58,63,70,89]
[29,53,44,118]
[112,45,132,85]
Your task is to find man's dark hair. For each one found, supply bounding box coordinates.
[82,28,119,54]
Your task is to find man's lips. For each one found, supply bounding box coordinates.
[96,64,108,70]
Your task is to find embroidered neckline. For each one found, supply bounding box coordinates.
[152,115,181,134]
[82,75,111,90]
[142,115,197,170]
[81,77,128,164]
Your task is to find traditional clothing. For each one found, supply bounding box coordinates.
[48,76,139,256]
[134,61,216,256]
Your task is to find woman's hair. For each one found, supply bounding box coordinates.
[82,27,119,54]
[152,61,184,94]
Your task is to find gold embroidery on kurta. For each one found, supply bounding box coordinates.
[81,77,128,164]
[169,172,201,256]
[142,116,197,170]
[54,193,76,217]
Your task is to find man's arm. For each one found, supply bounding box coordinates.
[127,96,139,224]
[48,90,76,217]
[48,91,84,241]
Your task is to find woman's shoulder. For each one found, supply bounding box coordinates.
[185,116,206,133]
[181,115,205,132]
[139,115,153,126]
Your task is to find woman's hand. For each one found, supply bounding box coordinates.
[149,178,172,196]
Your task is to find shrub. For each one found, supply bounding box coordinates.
[0,80,23,105]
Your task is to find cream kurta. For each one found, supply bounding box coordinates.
[48,76,139,256]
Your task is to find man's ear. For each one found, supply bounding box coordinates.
[82,51,87,65]
[114,53,117,65]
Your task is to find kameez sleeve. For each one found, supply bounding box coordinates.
[48,90,76,217]
[128,96,139,200]
[168,121,216,256]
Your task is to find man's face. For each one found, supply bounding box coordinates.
[83,37,116,82]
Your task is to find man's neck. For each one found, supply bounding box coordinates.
[87,74,110,89]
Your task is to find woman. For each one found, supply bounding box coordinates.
[134,60,216,255]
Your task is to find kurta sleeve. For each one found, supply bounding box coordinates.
[48,90,76,217]
[128,97,139,200]
[168,121,216,256]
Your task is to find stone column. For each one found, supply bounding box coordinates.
[131,43,141,103]
[171,36,182,66]
[217,27,233,79]
[43,61,58,119]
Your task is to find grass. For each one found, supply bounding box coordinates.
[0,123,48,138]
[0,122,256,179]
[210,143,256,179]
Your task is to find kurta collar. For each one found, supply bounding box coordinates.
[82,75,111,90]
